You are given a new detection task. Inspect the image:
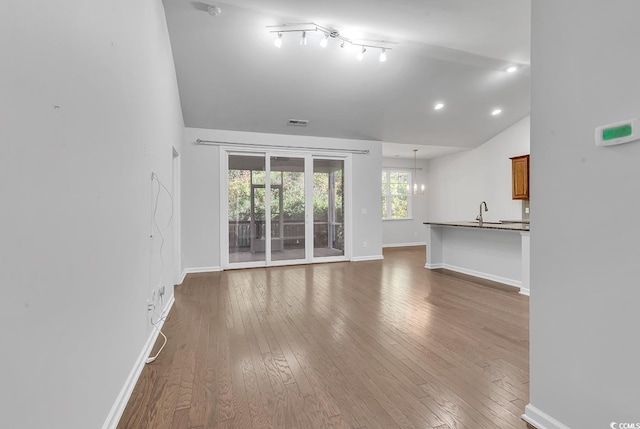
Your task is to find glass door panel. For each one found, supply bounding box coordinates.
[313,159,345,258]
[227,152,346,267]
[270,156,306,262]
[228,154,266,264]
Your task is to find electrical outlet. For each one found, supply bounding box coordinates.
[414,231,418,237]
[363,241,367,248]
[525,207,530,214]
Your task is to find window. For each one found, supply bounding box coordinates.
[382,169,411,219]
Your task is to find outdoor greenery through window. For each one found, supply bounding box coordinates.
[382,169,411,219]
[227,154,345,264]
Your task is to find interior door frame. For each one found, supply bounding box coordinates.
[220,147,352,270]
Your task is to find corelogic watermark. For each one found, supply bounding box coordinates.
[610,423,640,429]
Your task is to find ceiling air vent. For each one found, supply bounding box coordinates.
[287,119,309,127]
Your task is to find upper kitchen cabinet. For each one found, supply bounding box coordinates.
[510,155,530,200]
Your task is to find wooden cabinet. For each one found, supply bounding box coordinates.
[510,155,529,200]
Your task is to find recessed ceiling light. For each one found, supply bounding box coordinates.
[506,65,518,73]
[492,108,503,116]
[434,103,444,110]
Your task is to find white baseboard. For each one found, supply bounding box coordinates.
[179,266,222,284]
[522,404,571,429]
[383,242,426,248]
[519,288,530,296]
[101,295,175,429]
[425,262,522,289]
[425,262,444,269]
[351,255,384,262]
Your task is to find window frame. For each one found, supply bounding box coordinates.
[381,168,413,220]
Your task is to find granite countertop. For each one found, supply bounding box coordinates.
[423,220,530,231]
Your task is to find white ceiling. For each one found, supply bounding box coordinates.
[163,0,531,158]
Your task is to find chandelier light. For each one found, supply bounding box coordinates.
[410,149,425,195]
[267,23,393,62]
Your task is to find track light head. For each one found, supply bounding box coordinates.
[274,32,283,48]
[379,49,387,62]
[300,31,307,46]
[356,47,366,61]
[320,33,329,48]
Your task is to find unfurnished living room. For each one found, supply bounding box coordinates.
[2,1,639,429]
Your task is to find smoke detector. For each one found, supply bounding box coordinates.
[208,5,222,16]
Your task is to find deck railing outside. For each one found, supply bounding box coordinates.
[228,220,344,251]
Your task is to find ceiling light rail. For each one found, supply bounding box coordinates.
[195,139,370,155]
[267,22,393,61]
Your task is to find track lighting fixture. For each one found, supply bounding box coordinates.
[274,32,283,48]
[320,33,329,48]
[267,23,394,62]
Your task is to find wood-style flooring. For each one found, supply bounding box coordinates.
[119,246,530,429]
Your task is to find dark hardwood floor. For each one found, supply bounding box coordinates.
[118,246,530,429]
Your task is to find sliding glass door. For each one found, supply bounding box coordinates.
[313,158,345,258]
[225,151,348,269]
[270,156,307,262]
[228,154,267,264]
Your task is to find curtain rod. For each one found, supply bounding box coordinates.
[195,139,370,155]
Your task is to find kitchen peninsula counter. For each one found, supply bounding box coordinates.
[424,221,530,295]
[424,221,529,231]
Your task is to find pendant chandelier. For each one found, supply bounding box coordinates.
[410,149,425,195]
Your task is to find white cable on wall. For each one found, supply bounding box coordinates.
[146,172,174,364]
[145,303,169,364]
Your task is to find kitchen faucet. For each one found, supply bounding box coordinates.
[476,201,488,225]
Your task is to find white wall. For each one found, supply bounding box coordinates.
[0,1,184,428]
[181,127,383,270]
[527,2,640,428]
[426,116,530,222]
[382,157,429,246]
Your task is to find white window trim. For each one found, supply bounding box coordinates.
[382,168,413,220]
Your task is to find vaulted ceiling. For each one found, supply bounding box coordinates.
[163,0,531,158]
